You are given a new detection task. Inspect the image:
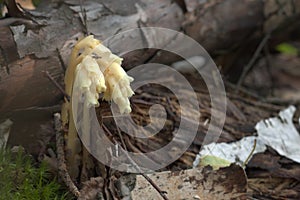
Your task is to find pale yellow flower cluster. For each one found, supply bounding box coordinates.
[72,36,134,114]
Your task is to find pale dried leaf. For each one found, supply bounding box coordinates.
[0,119,13,148]
[256,105,300,163]
[131,165,247,200]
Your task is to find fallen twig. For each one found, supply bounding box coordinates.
[79,0,88,35]
[43,71,70,101]
[56,48,66,71]
[102,122,169,200]
[120,143,169,200]
[242,139,257,168]
[236,33,271,93]
[115,126,169,200]
[140,173,168,200]
[54,113,80,197]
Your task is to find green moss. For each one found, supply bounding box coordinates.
[276,43,299,56]
[0,147,70,200]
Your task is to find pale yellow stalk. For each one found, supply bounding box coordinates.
[62,35,134,179]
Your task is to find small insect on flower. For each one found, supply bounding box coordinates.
[70,35,134,114]
[73,55,106,107]
[62,35,134,179]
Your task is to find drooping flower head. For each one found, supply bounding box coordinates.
[72,36,134,113]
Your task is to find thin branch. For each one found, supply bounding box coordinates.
[115,125,127,152]
[235,33,271,93]
[43,70,70,101]
[141,173,168,199]
[56,48,66,71]
[112,127,169,200]
[225,81,262,100]
[79,0,88,35]
[242,139,256,168]
[263,44,274,96]
[102,122,169,200]
[121,143,169,200]
[54,113,80,197]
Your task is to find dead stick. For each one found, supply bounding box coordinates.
[79,0,88,35]
[141,174,168,200]
[119,142,169,200]
[235,33,271,93]
[54,113,80,197]
[116,125,169,200]
[123,149,169,200]
[43,71,70,101]
[102,123,169,200]
[56,48,67,71]
[243,139,257,168]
